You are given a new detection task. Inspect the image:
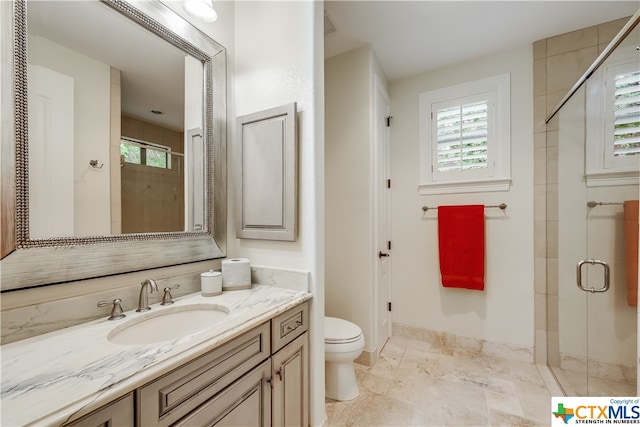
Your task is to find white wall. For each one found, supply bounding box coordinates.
[389,45,535,349]
[28,35,111,236]
[325,46,373,351]
[325,46,389,357]
[163,2,326,423]
[232,2,325,426]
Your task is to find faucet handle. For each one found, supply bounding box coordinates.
[161,284,180,306]
[97,298,126,320]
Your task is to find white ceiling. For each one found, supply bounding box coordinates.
[324,1,640,81]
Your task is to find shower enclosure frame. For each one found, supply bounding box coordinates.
[542,10,640,396]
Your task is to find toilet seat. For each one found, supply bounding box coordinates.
[325,316,362,344]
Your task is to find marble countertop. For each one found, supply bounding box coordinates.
[1,285,312,426]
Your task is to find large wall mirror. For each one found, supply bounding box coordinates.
[0,0,227,291]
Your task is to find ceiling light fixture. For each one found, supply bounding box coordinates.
[184,0,218,23]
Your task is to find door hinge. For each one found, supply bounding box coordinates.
[386,179,391,189]
[387,302,392,312]
[385,116,393,127]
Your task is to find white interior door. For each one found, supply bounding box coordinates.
[374,76,392,353]
[28,64,74,238]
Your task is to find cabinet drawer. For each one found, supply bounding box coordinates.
[271,301,309,353]
[138,322,271,427]
[63,393,134,427]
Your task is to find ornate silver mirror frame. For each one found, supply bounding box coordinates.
[0,0,227,291]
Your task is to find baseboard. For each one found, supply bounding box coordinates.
[392,322,534,363]
[354,347,379,367]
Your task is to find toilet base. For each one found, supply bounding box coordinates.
[325,361,359,401]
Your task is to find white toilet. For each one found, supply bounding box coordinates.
[324,316,365,401]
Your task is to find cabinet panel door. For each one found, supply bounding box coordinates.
[63,393,133,427]
[138,322,270,426]
[272,332,308,427]
[174,360,272,427]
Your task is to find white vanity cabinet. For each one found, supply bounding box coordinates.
[62,301,309,427]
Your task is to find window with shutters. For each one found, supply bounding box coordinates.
[120,137,172,169]
[419,74,511,195]
[586,59,640,186]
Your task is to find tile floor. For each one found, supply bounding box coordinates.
[551,367,636,397]
[326,335,557,426]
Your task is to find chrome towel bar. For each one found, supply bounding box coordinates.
[421,203,507,213]
[587,201,624,208]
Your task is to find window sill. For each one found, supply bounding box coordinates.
[585,171,640,187]
[418,178,511,195]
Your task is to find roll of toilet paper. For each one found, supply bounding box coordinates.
[222,258,252,291]
[201,270,222,297]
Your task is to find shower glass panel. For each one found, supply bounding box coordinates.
[549,13,639,396]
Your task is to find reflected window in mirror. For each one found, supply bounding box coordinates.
[120,138,173,169]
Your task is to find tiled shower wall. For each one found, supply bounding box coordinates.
[532,17,629,364]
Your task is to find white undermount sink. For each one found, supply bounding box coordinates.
[107,304,229,345]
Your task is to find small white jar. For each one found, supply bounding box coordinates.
[201,270,222,296]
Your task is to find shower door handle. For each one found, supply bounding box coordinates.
[576,259,610,293]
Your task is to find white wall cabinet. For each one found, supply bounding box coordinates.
[62,301,309,427]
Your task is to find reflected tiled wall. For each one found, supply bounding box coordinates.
[532,17,629,365]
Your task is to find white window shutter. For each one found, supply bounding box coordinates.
[613,69,640,157]
[418,73,511,195]
[435,100,489,172]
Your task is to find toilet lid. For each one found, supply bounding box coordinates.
[325,316,362,344]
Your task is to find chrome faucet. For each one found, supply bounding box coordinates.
[136,279,159,312]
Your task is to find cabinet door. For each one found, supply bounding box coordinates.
[272,332,308,427]
[174,360,272,427]
[138,322,270,426]
[63,393,134,427]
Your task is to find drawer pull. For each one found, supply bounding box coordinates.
[285,320,302,333]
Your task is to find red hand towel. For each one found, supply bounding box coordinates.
[437,205,485,291]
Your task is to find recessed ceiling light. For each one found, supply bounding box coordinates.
[184,0,218,23]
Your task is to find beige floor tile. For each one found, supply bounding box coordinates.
[515,380,551,425]
[358,372,394,396]
[488,409,548,427]
[484,389,525,418]
[327,335,553,427]
[329,391,434,426]
[387,375,490,425]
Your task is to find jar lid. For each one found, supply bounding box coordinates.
[201,269,221,277]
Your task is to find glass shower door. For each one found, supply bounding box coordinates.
[550,14,639,396]
[584,195,637,396]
